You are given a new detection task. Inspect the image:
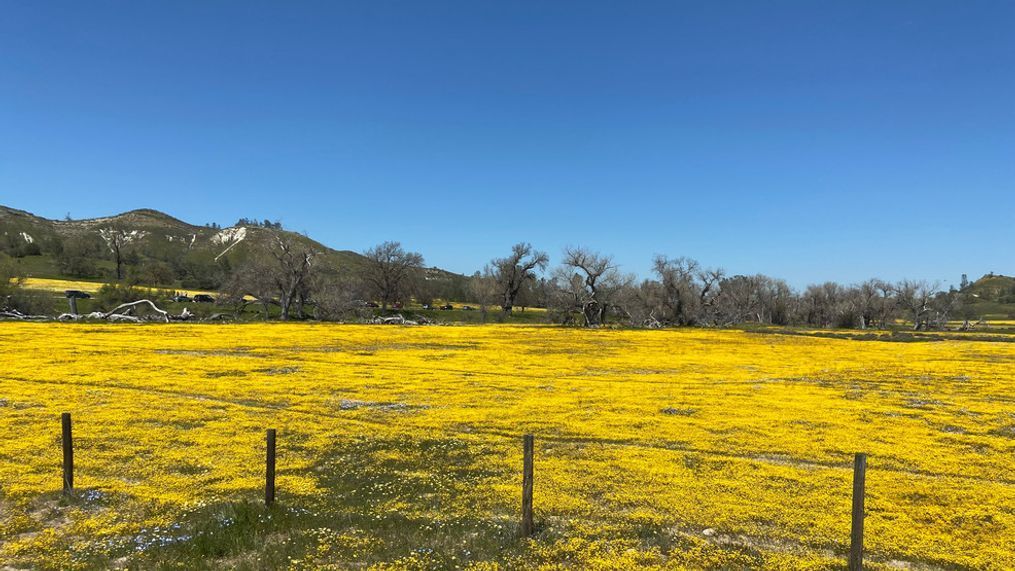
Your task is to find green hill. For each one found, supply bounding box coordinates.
[0,204,467,296]
[961,273,1015,318]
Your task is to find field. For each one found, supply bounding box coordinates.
[0,324,1013,570]
[20,278,219,299]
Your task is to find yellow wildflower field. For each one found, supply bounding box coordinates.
[0,323,1013,569]
[20,278,217,298]
[19,278,107,293]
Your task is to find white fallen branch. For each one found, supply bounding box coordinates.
[107,313,142,323]
[103,299,170,323]
[0,309,50,321]
[371,314,418,326]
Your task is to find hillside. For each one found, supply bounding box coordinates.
[962,273,1015,318]
[0,204,466,295]
[0,204,363,273]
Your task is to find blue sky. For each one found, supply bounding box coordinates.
[1,1,1012,287]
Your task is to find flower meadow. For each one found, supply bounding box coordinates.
[0,323,1013,569]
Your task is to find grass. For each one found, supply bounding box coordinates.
[1,323,1014,569]
[141,436,523,570]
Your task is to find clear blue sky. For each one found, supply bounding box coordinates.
[2,1,1012,287]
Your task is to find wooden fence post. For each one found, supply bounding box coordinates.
[521,434,534,537]
[265,429,276,506]
[849,452,867,571]
[61,412,73,493]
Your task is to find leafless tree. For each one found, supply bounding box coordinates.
[559,247,630,327]
[313,272,370,321]
[755,276,794,325]
[714,274,763,325]
[870,279,898,329]
[99,227,134,280]
[801,282,847,328]
[851,280,882,329]
[490,243,548,314]
[362,241,424,310]
[470,269,501,321]
[895,279,938,330]
[708,274,792,326]
[222,257,278,319]
[546,267,586,325]
[696,268,725,325]
[650,256,707,325]
[929,289,962,329]
[269,236,317,320]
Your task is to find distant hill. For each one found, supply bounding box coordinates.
[0,204,362,276]
[961,273,1015,318]
[964,273,1015,300]
[0,204,467,296]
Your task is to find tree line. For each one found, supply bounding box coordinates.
[1,227,1002,329]
[221,239,985,330]
[472,246,979,330]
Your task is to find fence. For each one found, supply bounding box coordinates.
[57,412,869,570]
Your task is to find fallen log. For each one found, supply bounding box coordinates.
[106,313,142,323]
[0,309,52,321]
[103,300,170,323]
[372,314,419,325]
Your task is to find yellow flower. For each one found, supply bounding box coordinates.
[0,323,1012,569]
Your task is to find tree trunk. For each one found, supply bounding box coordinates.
[279,292,291,321]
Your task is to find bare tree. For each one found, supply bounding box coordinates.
[929,289,962,329]
[895,279,938,330]
[559,247,627,327]
[852,280,882,329]
[490,243,548,314]
[870,280,898,329]
[546,267,586,325]
[755,276,794,325]
[800,282,846,328]
[269,236,317,321]
[696,268,725,325]
[222,257,278,319]
[707,274,790,326]
[99,227,135,280]
[470,269,501,321]
[651,256,703,325]
[362,241,424,310]
[313,272,370,321]
[714,274,763,325]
